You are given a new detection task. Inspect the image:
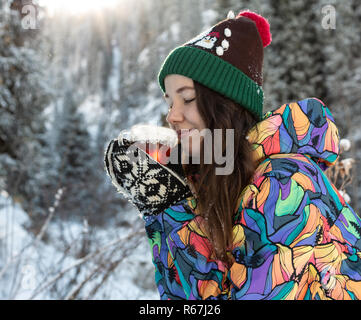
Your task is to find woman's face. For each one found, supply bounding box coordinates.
[164,74,207,160]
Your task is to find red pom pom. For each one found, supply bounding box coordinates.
[237,10,272,48]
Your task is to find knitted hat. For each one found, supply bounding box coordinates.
[158,10,272,121]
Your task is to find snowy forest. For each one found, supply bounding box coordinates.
[0,0,360,299]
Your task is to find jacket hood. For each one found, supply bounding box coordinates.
[247,98,340,171]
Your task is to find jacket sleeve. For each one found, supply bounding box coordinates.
[143,198,231,300]
[143,213,187,300]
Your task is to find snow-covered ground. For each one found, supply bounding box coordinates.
[0,191,159,300]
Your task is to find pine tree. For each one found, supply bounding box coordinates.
[318,0,361,212]
[265,0,328,109]
[317,0,356,136]
[0,1,51,211]
[54,88,98,221]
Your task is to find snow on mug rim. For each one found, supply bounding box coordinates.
[117,124,178,148]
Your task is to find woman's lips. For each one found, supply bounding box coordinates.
[177,129,195,140]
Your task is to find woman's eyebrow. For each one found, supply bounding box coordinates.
[164,86,195,98]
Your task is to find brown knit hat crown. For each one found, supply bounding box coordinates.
[184,13,265,86]
[158,10,272,120]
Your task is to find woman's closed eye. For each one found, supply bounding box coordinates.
[184,98,196,104]
[168,97,196,109]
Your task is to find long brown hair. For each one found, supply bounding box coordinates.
[182,80,259,266]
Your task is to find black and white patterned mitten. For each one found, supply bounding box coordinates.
[104,128,193,217]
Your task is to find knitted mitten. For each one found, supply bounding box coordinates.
[104,129,193,217]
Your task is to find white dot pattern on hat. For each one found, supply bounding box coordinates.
[221,39,229,49]
[224,28,232,37]
[216,27,232,56]
[216,46,224,56]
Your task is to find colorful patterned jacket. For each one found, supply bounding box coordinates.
[143,98,361,300]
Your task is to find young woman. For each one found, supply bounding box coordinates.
[105,10,361,300]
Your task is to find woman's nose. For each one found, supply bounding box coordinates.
[166,103,184,125]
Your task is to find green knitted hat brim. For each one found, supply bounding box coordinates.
[158,46,264,121]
